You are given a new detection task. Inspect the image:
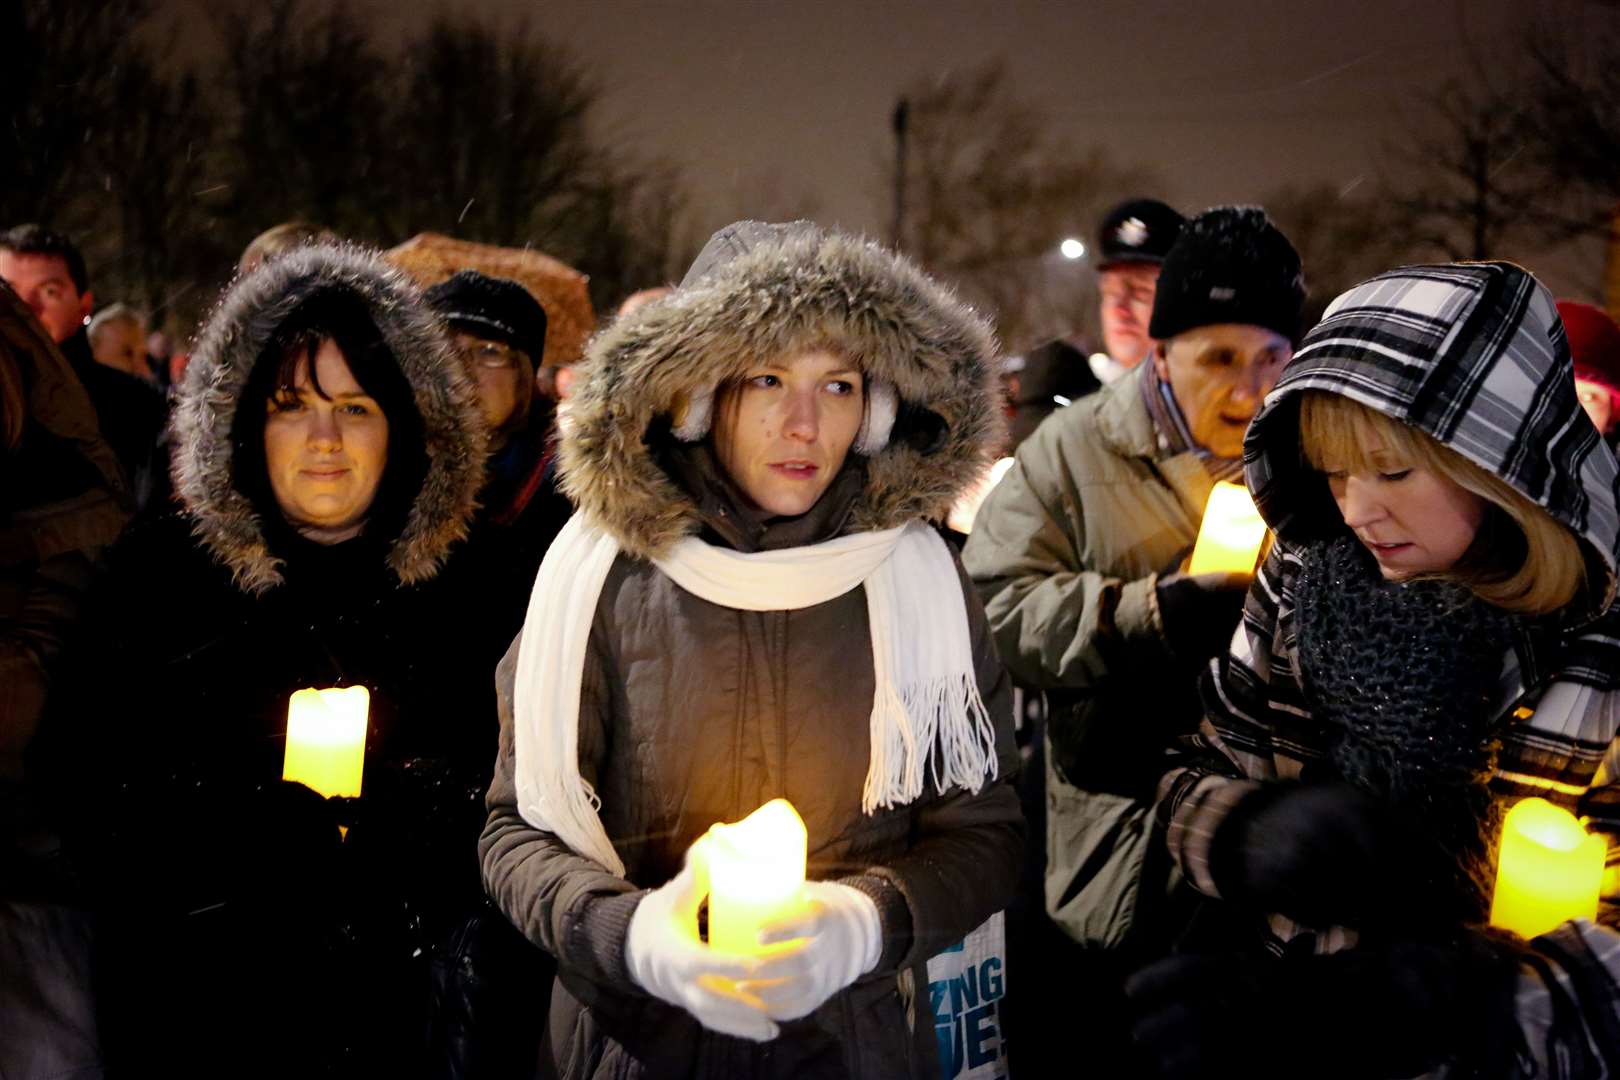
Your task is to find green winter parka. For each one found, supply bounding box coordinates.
[961,364,1217,952]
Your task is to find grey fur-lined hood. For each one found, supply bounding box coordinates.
[173,244,486,594]
[559,222,1004,557]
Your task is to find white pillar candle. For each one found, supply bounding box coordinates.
[282,686,370,799]
[1491,797,1606,939]
[1188,480,1267,576]
[706,798,808,955]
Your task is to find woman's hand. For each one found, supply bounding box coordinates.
[1208,781,1418,929]
[1125,932,1520,1080]
[624,836,780,1042]
[738,880,883,1021]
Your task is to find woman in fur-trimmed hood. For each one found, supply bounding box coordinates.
[1132,262,1620,1079]
[59,244,546,1076]
[479,221,1023,1079]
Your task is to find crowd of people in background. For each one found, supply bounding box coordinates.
[3,194,1620,1080]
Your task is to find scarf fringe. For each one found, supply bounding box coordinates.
[862,674,1000,813]
[516,515,999,877]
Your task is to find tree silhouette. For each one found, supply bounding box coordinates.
[2,0,690,331]
[887,60,1155,351]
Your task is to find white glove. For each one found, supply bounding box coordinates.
[625,835,780,1042]
[741,880,883,1021]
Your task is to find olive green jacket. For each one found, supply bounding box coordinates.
[962,370,1213,951]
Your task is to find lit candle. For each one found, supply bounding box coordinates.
[1490,797,1607,939]
[1187,480,1267,576]
[706,798,808,955]
[282,686,370,799]
[947,457,1016,534]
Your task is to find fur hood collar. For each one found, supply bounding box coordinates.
[558,222,1003,557]
[173,244,486,594]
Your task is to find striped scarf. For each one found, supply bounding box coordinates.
[1138,358,1245,482]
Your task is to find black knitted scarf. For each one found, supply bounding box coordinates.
[1295,533,1514,923]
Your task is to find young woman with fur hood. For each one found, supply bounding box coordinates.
[1128,263,1620,1078]
[479,221,1023,1079]
[60,245,538,1076]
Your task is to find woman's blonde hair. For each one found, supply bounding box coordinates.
[1298,390,1587,615]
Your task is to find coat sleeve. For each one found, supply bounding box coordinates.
[1154,542,1303,898]
[0,548,99,762]
[851,551,1026,973]
[1460,664,1620,1075]
[1506,920,1620,1076]
[961,418,1171,693]
[478,624,649,996]
[1565,628,1620,927]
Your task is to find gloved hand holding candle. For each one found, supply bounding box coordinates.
[742,879,882,1020]
[624,833,780,1042]
[626,798,884,1034]
[706,799,882,1021]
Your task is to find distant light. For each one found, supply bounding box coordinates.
[1060,238,1086,260]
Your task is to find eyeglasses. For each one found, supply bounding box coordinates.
[460,340,523,370]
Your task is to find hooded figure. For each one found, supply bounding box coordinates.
[57,245,536,1076]
[479,221,1023,1079]
[1134,263,1620,1078]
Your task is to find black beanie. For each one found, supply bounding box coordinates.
[1147,206,1305,343]
[424,270,548,365]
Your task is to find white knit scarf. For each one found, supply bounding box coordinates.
[512,513,999,877]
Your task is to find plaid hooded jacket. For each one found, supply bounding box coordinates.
[1157,263,1620,1074]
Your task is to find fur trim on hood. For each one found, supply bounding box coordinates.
[173,244,486,594]
[559,222,1004,557]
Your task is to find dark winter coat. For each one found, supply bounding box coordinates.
[479,223,1023,1080]
[1158,263,1620,1075]
[0,286,128,788]
[58,326,166,507]
[60,246,545,1078]
[0,281,130,1080]
[460,417,573,651]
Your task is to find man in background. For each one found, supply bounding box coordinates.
[965,206,1305,1073]
[1559,299,1620,451]
[1088,197,1185,386]
[1,225,166,503]
[88,303,152,383]
[1007,200,1184,448]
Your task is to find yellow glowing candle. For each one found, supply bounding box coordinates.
[282,686,370,799]
[947,457,1016,535]
[1490,797,1607,939]
[706,798,808,955]
[1187,481,1267,576]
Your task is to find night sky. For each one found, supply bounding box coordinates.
[164,0,1610,298]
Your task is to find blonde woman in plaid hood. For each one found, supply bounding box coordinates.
[1130,262,1620,1078]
